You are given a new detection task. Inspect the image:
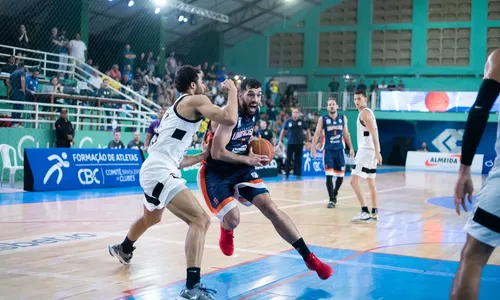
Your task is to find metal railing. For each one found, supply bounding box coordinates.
[0,98,154,132]
[295,90,380,111]
[0,44,160,114]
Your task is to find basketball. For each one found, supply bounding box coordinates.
[425,92,450,112]
[250,138,274,165]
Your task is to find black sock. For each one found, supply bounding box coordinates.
[186,267,201,289]
[326,175,334,199]
[372,208,378,214]
[292,238,311,260]
[121,236,135,254]
[333,177,344,197]
[361,206,369,213]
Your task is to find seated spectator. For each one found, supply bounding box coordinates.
[108,131,125,149]
[370,80,378,92]
[258,120,275,145]
[214,92,225,106]
[88,70,103,90]
[97,79,112,98]
[26,69,39,93]
[328,77,340,93]
[127,132,144,150]
[109,64,121,82]
[123,65,134,81]
[102,71,121,91]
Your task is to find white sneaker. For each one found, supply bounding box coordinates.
[351,211,371,222]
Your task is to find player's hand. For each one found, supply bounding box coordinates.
[311,147,316,159]
[349,149,355,158]
[221,79,237,93]
[246,148,269,167]
[201,140,211,159]
[376,152,382,165]
[454,166,474,215]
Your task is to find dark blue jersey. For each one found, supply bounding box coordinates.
[322,114,344,150]
[206,110,256,173]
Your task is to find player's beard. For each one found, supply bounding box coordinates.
[243,102,257,116]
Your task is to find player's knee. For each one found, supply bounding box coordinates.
[461,235,493,266]
[350,177,358,188]
[222,208,240,229]
[143,212,162,227]
[190,211,211,231]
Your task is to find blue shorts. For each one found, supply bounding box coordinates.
[197,164,269,220]
[323,148,345,177]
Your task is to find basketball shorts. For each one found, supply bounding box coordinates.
[352,149,377,179]
[140,152,187,212]
[197,164,269,220]
[464,167,500,247]
[323,148,345,177]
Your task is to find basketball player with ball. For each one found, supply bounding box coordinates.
[198,78,333,280]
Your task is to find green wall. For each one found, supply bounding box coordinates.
[224,0,499,91]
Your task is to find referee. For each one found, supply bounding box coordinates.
[278,108,310,180]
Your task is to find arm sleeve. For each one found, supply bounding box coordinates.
[461,79,500,165]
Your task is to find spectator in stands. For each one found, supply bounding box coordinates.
[202,62,209,77]
[137,52,147,73]
[69,32,87,63]
[144,108,166,152]
[346,79,355,93]
[122,44,136,71]
[258,120,275,145]
[48,28,63,76]
[217,65,227,82]
[214,91,225,106]
[388,80,397,91]
[397,80,405,91]
[207,63,217,81]
[2,56,17,73]
[419,142,429,152]
[8,63,26,127]
[123,65,134,81]
[166,52,177,81]
[55,108,75,148]
[18,24,29,49]
[25,69,39,102]
[370,80,378,93]
[357,79,367,92]
[378,80,388,90]
[108,131,125,149]
[48,76,64,93]
[83,58,93,79]
[109,64,121,82]
[328,77,340,94]
[97,78,112,98]
[58,29,69,72]
[267,101,277,131]
[146,52,157,74]
[127,132,144,150]
[270,77,279,102]
[89,70,103,90]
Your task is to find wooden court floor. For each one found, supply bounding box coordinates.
[0,170,499,299]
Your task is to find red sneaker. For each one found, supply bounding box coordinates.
[305,253,333,280]
[219,226,234,256]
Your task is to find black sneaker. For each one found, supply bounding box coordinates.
[108,244,135,265]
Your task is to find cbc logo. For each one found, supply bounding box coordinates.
[78,168,101,185]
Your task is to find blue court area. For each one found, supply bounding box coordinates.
[427,196,478,212]
[121,246,500,300]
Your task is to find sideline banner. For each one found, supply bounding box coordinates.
[302,150,324,176]
[24,148,144,191]
[405,151,483,173]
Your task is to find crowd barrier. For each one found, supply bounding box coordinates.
[405,151,484,174]
[24,148,145,191]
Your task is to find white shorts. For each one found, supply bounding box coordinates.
[352,149,377,179]
[464,168,500,247]
[140,153,187,212]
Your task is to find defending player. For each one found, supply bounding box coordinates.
[108,65,239,300]
[198,78,333,280]
[311,97,354,208]
[451,49,500,299]
[350,90,382,222]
